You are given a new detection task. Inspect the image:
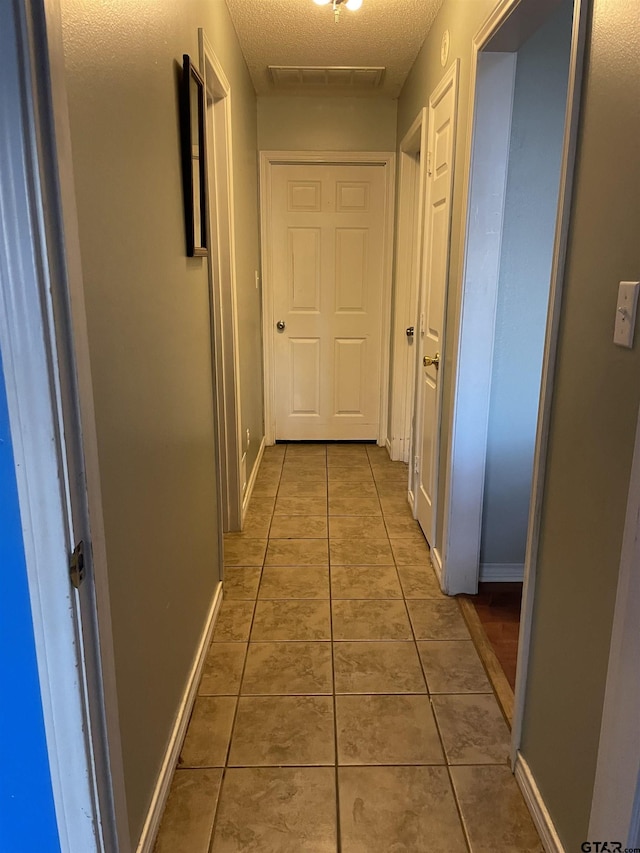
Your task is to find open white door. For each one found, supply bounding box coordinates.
[415,62,459,550]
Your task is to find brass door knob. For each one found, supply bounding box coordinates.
[276,320,286,331]
[423,352,440,368]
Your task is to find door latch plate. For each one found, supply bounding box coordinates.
[70,540,85,588]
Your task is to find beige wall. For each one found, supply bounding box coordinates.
[60,0,261,845]
[399,0,640,847]
[257,95,397,151]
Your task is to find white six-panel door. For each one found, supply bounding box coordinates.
[415,63,459,546]
[270,163,386,440]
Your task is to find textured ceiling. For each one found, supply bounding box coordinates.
[224,0,445,97]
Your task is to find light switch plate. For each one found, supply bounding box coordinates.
[614,281,640,348]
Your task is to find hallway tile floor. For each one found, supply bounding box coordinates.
[153,443,542,852]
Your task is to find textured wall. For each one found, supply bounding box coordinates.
[59,0,260,844]
[257,96,397,151]
[481,1,572,566]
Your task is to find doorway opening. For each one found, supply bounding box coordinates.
[389,108,427,465]
[199,29,243,533]
[441,0,586,733]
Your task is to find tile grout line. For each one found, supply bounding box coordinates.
[207,449,282,852]
[327,449,343,853]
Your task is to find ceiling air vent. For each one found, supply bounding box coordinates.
[268,66,385,90]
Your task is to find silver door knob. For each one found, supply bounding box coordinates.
[423,352,440,368]
[406,326,415,338]
[276,320,285,331]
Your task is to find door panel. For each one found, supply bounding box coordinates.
[271,163,387,440]
[415,65,459,546]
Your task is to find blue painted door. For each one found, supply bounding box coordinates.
[0,350,60,853]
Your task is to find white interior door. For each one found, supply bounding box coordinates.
[270,163,386,440]
[415,63,459,545]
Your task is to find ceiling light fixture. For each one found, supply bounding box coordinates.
[313,0,363,23]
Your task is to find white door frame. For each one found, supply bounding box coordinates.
[588,399,640,845]
[260,151,396,447]
[199,30,243,532]
[389,110,427,464]
[1,1,129,850]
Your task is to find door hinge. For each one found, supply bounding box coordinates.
[70,540,86,588]
[427,151,433,177]
[414,455,420,475]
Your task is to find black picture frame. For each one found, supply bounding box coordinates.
[180,54,208,257]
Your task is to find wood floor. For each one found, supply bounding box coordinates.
[468,582,522,689]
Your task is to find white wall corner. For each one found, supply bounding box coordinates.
[136,584,222,853]
[514,752,565,853]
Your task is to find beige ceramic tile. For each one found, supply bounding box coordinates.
[379,494,414,518]
[330,538,394,566]
[274,495,327,516]
[228,696,335,766]
[326,456,370,470]
[383,516,425,539]
[334,641,426,693]
[329,495,382,516]
[328,466,374,483]
[329,516,388,539]
[246,494,276,515]
[390,538,431,566]
[231,514,271,537]
[406,599,470,640]
[279,467,328,483]
[374,480,410,498]
[153,768,222,853]
[432,694,511,764]
[336,695,444,765]
[199,643,246,695]
[259,566,330,599]
[418,641,492,693]
[263,445,286,460]
[212,600,254,643]
[251,479,279,497]
[450,765,544,853]
[251,600,331,641]
[268,515,328,538]
[241,642,333,694]
[222,567,261,600]
[332,599,413,640]
[397,565,446,599]
[338,766,467,853]
[265,538,329,566]
[328,481,378,500]
[179,696,236,768]
[277,480,327,498]
[211,767,336,852]
[223,538,267,567]
[330,565,402,600]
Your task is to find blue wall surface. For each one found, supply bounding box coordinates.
[0,351,60,852]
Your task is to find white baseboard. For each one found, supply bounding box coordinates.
[480,562,524,582]
[431,547,444,586]
[514,752,565,853]
[242,436,266,521]
[135,582,223,853]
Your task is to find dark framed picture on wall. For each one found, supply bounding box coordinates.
[180,54,208,257]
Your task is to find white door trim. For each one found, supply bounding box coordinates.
[199,31,243,532]
[260,150,396,446]
[588,400,640,845]
[2,1,129,849]
[389,110,427,463]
